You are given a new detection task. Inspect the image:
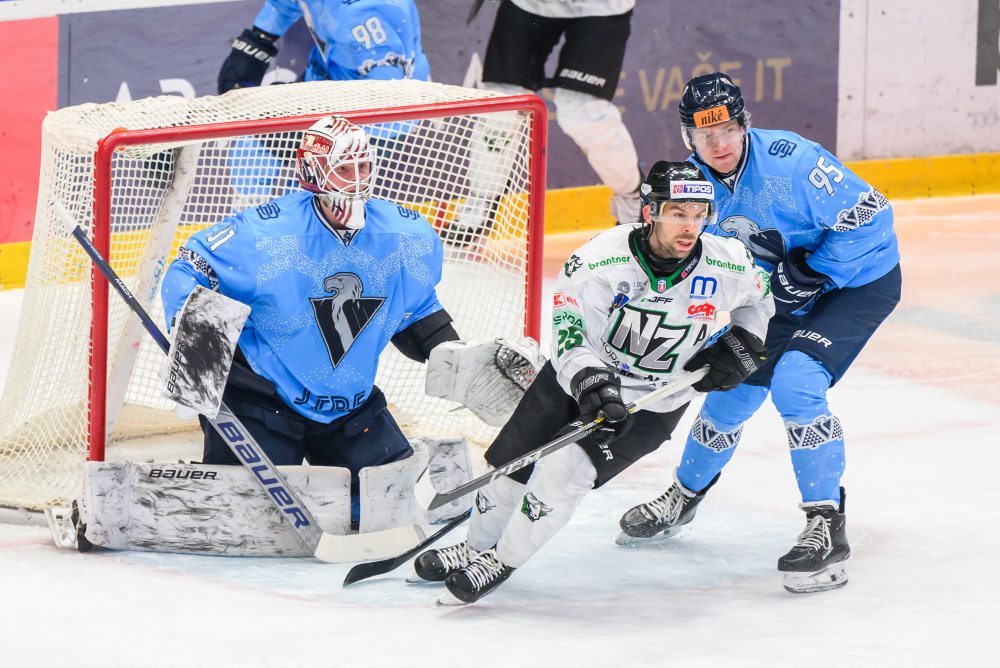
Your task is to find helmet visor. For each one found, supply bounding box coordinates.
[649,200,716,228]
[683,119,745,151]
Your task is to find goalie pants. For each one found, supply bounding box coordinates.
[201,361,413,517]
[484,361,689,488]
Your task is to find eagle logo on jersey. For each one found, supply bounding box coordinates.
[521,492,552,522]
[310,272,385,368]
[717,215,786,268]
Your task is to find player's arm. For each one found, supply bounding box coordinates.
[217,1,304,93]
[792,145,895,288]
[683,255,772,393]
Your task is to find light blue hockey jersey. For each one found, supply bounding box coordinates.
[253,0,430,82]
[692,128,899,289]
[161,191,445,423]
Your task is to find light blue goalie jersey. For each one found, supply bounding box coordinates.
[254,0,430,82]
[161,191,445,423]
[692,128,899,289]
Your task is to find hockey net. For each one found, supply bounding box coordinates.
[0,79,546,512]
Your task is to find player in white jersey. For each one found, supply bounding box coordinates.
[411,161,775,605]
[451,0,642,246]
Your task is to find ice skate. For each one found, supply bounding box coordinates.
[407,541,477,584]
[778,489,850,594]
[615,472,718,546]
[437,548,515,606]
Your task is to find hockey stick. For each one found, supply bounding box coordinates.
[343,508,472,586]
[413,367,709,512]
[66,215,423,563]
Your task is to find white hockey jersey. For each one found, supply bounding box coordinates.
[552,225,774,412]
[512,0,635,19]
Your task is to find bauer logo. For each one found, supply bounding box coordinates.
[670,181,714,198]
[148,469,219,480]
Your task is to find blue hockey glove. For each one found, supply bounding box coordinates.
[570,367,633,440]
[684,326,767,392]
[771,248,829,316]
[218,27,279,94]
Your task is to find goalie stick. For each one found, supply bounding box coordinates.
[66,212,423,563]
[413,367,709,512]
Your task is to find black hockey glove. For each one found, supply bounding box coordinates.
[570,367,633,440]
[770,247,829,316]
[218,27,279,94]
[684,326,767,392]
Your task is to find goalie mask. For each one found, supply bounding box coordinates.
[678,72,751,152]
[297,115,377,230]
[639,161,716,251]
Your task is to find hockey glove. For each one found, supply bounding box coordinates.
[218,27,279,94]
[771,247,829,316]
[684,326,767,392]
[570,367,633,440]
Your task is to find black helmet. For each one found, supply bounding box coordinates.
[640,160,717,230]
[678,72,749,129]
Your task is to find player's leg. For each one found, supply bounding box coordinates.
[306,386,413,525]
[772,264,901,592]
[441,402,689,604]
[413,361,575,582]
[551,11,642,224]
[446,2,567,244]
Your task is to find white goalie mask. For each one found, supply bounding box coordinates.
[296,115,377,230]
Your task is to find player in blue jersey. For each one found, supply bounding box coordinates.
[217,0,429,93]
[617,72,902,594]
[161,116,460,523]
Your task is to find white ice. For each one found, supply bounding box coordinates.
[1,203,999,666]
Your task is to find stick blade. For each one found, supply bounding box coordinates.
[413,466,439,510]
[314,524,425,564]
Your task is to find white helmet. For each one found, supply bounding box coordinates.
[296,115,377,230]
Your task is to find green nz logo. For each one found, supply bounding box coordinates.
[607,306,690,372]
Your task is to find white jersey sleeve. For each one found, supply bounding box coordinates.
[550,226,774,412]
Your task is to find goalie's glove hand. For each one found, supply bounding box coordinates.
[218,27,279,94]
[684,326,767,392]
[770,247,829,316]
[570,367,632,439]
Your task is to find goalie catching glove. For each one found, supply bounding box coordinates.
[425,338,545,427]
[684,326,767,392]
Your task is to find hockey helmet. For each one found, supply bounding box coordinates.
[296,115,377,229]
[640,161,717,230]
[678,72,751,151]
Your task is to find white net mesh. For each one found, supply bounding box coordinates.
[0,80,543,511]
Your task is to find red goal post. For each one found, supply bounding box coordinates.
[0,80,547,512]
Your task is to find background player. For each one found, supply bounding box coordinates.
[618,73,902,594]
[455,0,643,238]
[412,161,774,605]
[217,0,429,93]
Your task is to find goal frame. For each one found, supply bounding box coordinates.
[85,95,548,462]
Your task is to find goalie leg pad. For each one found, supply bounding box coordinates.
[163,285,251,419]
[358,450,431,536]
[412,437,474,523]
[79,461,351,557]
[425,337,545,427]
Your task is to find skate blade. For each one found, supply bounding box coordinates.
[405,572,445,585]
[782,563,849,594]
[614,526,683,547]
[436,589,470,607]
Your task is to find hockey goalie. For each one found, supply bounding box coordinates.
[48,116,543,561]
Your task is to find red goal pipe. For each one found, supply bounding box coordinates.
[88,94,547,461]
